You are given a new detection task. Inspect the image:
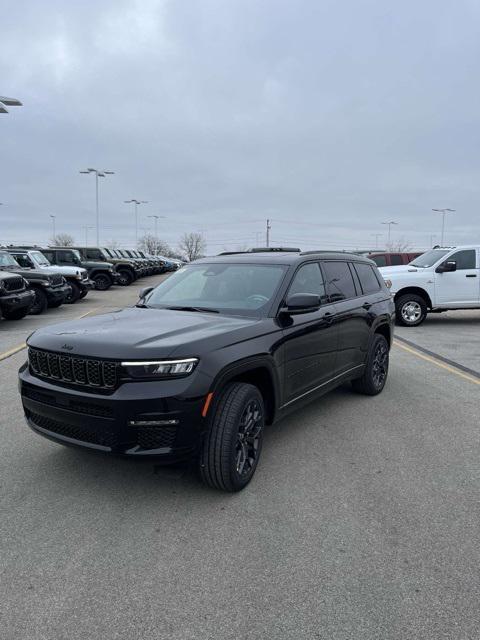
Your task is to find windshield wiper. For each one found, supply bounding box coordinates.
[165,305,219,313]
[135,302,150,308]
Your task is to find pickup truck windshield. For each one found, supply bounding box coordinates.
[145,263,288,316]
[410,249,450,268]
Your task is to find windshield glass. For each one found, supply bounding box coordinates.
[31,251,51,267]
[72,249,83,263]
[145,263,288,316]
[410,249,450,268]
[0,252,19,267]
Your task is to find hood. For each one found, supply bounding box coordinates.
[38,265,87,276]
[82,260,114,269]
[27,307,267,360]
[0,266,58,280]
[379,265,422,275]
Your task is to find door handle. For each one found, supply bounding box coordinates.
[362,302,372,310]
[466,274,477,278]
[322,312,333,324]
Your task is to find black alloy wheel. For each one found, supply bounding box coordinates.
[117,269,133,286]
[65,281,81,303]
[200,382,265,492]
[352,333,390,395]
[29,288,48,315]
[93,273,112,291]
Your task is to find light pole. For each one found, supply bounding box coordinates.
[429,234,437,248]
[381,220,398,245]
[50,215,56,241]
[371,233,383,249]
[80,168,115,245]
[266,219,271,247]
[124,199,148,246]
[0,96,22,114]
[147,215,165,245]
[432,208,455,246]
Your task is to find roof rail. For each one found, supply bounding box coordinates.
[218,247,301,256]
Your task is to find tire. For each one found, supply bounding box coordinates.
[395,293,427,327]
[65,281,81,303]
[29,288,48,315]
[352,334,390,396]
[117,269,133,286]
[200,383,265,492]
[93,273,112,291]
[78,289,88,299]
[2,307,29,320]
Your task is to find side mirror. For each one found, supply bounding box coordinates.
[436,260,457,273]
[282,293,320,315]
[139,286,154,299]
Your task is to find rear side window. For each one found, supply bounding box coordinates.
[390,254,403,265]
[12,254,32,268]
[371,255,387,267]
[42,250,55,263]
[448,250,476,270]
[322,261,356,301]
[354,263,381,294]
[86,249,101,260]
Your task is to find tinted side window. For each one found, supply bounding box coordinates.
[86,249,100,260]
[12,254,31,268]
[288,263,327,301]
[448,250,476,270]
[372,255,387,267]
[322,261,356,301]
[390,254,403,265]
[42,251,55,263]
[354,263,381,294]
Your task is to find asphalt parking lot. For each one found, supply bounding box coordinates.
[1,280,479,640]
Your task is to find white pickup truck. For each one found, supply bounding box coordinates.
[379,246,480,326]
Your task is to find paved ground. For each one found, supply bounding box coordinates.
[0,281,479,640]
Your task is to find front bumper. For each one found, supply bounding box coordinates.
[19,364,206,460]
[0,289,35,313]
[79,278,94,291]
[45,283,71,304]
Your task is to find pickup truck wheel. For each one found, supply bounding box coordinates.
[65,281,81,303]
[29,288,48,315]
[117,269,133,286]
[200,383,265,492]
[352,334,389,395]
[395,294,427,327]
[93,273,112,291]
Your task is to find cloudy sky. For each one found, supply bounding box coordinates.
[1,0,479,253]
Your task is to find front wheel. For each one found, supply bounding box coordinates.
[352,334,389,395]
[116,269,133,286]
[29,288,48,315]
[200,383,265,492]
[65,281,81,303]
[93,273,112,291]
[395,294,427,327]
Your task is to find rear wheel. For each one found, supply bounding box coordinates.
[117,269,133,286]
[200,383,265,492]
[93,273,112,291]
[352,334,389,395]
[395,293,427,327]
[65,281,81,303]
[29,288,48,315]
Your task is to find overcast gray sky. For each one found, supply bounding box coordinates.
[1,0,479,253]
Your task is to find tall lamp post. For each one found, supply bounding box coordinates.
[124,199,148,246]
[50,215,56,242]
[381,220,398,245]
[0,96,22,114]
[432,208,455,246]
[80,168,115,245]
[371,233,383,249]
[147,215,166,245]
[82,224,94,246]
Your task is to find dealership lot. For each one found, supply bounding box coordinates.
[1,279,479,640]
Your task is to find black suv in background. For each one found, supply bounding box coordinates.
[19,249,394,491]
[42,247,118,291]
[0,250,69,314]
[0,270,34,320]
[75,247,140,286]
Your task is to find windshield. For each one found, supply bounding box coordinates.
[30,251,52,267]
[0,252,19,267]
[145,263,288,316]
[72,249,83,264]
[410,249,450,268]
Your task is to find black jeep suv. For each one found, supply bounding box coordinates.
[19,249,394,491]
[0,271,34,320]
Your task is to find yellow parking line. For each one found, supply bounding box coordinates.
[0,308,100,362]
[393,340,480,386]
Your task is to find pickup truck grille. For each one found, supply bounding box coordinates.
[28,347,118,390]
[3,276,25,292]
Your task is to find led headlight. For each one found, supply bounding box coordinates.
[122,358,199,379]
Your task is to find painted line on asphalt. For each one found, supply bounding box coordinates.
[393,340,480,386]
[0,308,100,363]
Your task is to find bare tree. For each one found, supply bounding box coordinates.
[178,232,207,262]
[138,233,173,256]
[50,233,75,246]
[385,238,412,252]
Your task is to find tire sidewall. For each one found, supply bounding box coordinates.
[29,287,48,315]
[396,294,427,327]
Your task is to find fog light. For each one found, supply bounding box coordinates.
[128,419,179,427]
